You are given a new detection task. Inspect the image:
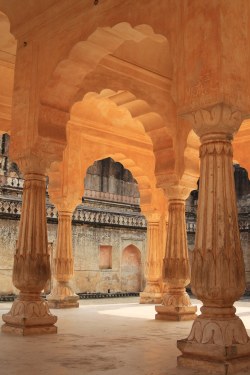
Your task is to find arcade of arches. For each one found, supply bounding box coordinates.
[1,1,250,374]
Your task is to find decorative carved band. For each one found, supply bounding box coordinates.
[188,316,249,346]
[199,138,233,158]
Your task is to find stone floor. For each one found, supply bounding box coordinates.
[0,297,250,375]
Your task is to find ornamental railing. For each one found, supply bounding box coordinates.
[0,197,147,229]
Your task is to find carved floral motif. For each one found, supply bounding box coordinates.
[188,317,249,346]
[162,291,191,307]
[182,103,243,138]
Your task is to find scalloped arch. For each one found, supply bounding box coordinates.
[41,22,173,111]
[70,88,176,188]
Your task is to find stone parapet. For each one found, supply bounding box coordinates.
[0,196,147,229]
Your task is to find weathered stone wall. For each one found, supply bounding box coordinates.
[0,219,18,294]
[0,219,146,295]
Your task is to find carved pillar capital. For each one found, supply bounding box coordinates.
[165,185,191,201]
[182,103,244,139]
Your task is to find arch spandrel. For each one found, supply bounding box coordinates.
[39,22,175,138]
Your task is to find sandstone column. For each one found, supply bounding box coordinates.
[48,210,79,308]
[140,212,164,304]
[177,104,250,374]
[155,186,197,321]
[2,162,57,334]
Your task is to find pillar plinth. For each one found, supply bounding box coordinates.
[2,173,57,335]
[177,117,250,374]
[48,211,79,308]
[140,213,164,304]
[155,189,197,321]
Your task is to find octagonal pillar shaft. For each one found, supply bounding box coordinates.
[48,211,79,308]
[177,104,250,374]
[140,212,165,304]
[155,187,197,321]
[2,172,57,335]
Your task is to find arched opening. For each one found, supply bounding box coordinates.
[70,157,147,294]
[84,157,140,204]
[39,23,176,188]
[121,244,142,292]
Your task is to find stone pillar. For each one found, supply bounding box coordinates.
[155,186,197,321]
[177,104,250,374]
[140,212,164,304]
[48,211,79,308]
[2,171,57,335]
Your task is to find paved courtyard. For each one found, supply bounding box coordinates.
[0,297,250,375]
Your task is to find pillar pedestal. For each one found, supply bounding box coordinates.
[177,308,250,374]
[140,282,162,304]
[48,282,79,309]
[2,293,57,335]
[155,288,196,321]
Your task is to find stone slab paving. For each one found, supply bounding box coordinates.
[0,297,249,375]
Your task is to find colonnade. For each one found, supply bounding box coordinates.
[1,2,250,373]
[2,110,250,374]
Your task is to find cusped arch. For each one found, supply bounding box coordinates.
[41,22,173,111]
[70,88,176,189]
[39,23,177,184]
[84,152,154,207]
[0,11,16,58]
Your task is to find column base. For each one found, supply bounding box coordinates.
[2,323,57,336]
[177,339,250,375]
[2,297,57,335]
[48,296,79,309]
[155,305,197,321]
[139,291,162,304]
[47,282,79,309]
